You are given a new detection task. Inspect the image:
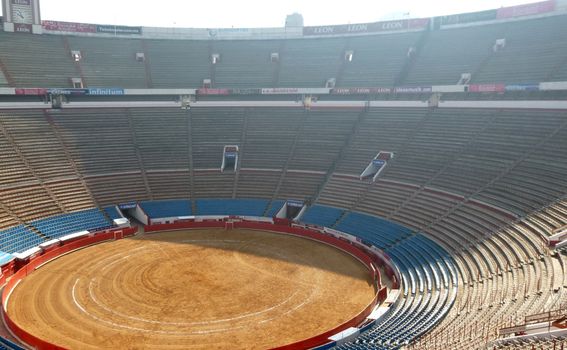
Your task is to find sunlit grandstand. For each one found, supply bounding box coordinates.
[0,0,566,349]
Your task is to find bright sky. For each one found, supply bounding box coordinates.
[9,0,539,28]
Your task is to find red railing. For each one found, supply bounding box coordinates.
[2,227,137,349]
[146,219,387,349]
[3,220,387,350]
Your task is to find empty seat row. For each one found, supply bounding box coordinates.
[139,199,192,218]
[195,198,269,217]
[30,208,113,239]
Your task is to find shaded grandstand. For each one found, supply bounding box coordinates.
[0,2,566,349]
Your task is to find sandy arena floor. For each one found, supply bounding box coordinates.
[7,229,375,349]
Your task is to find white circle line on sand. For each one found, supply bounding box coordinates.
[100,254,131,272]
[73,278,241,335]
[89,246,148,271]
[65,237,328,336]
[87,277,302,326]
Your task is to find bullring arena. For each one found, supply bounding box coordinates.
[1,0,567,349]
[6,229,376,349]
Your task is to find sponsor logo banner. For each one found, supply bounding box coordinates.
[15,88,47,95]
[87,88,125,95]
[197,88,230,95]
[229,88,261,95]
[118,203,137,210]
[539,81,567,91]
[261,88,329,95]
[303,18,428,36]
[304,23,369,36]
[18,87,125,96]
[42,20,97,33]
[262,88,301,94]
[441,9,497,25]
[331,87,392,94]
[497,0,555,19]
[287,200,304,207]
[208,27,250,38]
[14,23,32,33]
[394,86,433,93]
[505,84,539,91]
[378,20,407,31]
[408,18,430,29]
[96,25,142,35]
[47,88,88,95]
[468,84,505,93]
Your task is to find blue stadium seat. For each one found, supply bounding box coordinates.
[0,225,45,254]
[139,200,192,218]
[336,212,413,249]
[30,209,113,239]
[265,200,286,217]
[196,199,269,216]
[319,210,457,350]
[104,206,123,220]
[332,233,457,349]
[301,205,344,227]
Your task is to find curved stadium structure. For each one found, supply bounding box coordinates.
[0,1,567,349]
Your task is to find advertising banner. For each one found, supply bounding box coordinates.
[229,88,261,95]
[497,0,555,19]
[16,88,126,96]
[42,20,96,33]
[303,18,428,36]
[394,86,433,93]
[46,88,88,95]
[96,25,142,35]
[539,81,567,91]
[331,87,392,94]
[505,83,539,91]
[87,88,125,95]
[431,85,467,93]
[261,88,330,95]
[468,84,505,93]
[441,9,498,25]
[196,88,230,95]
[408,18,430,29]
[207,27,250,38]
[287,200,304,208]
[15,88,47,95]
